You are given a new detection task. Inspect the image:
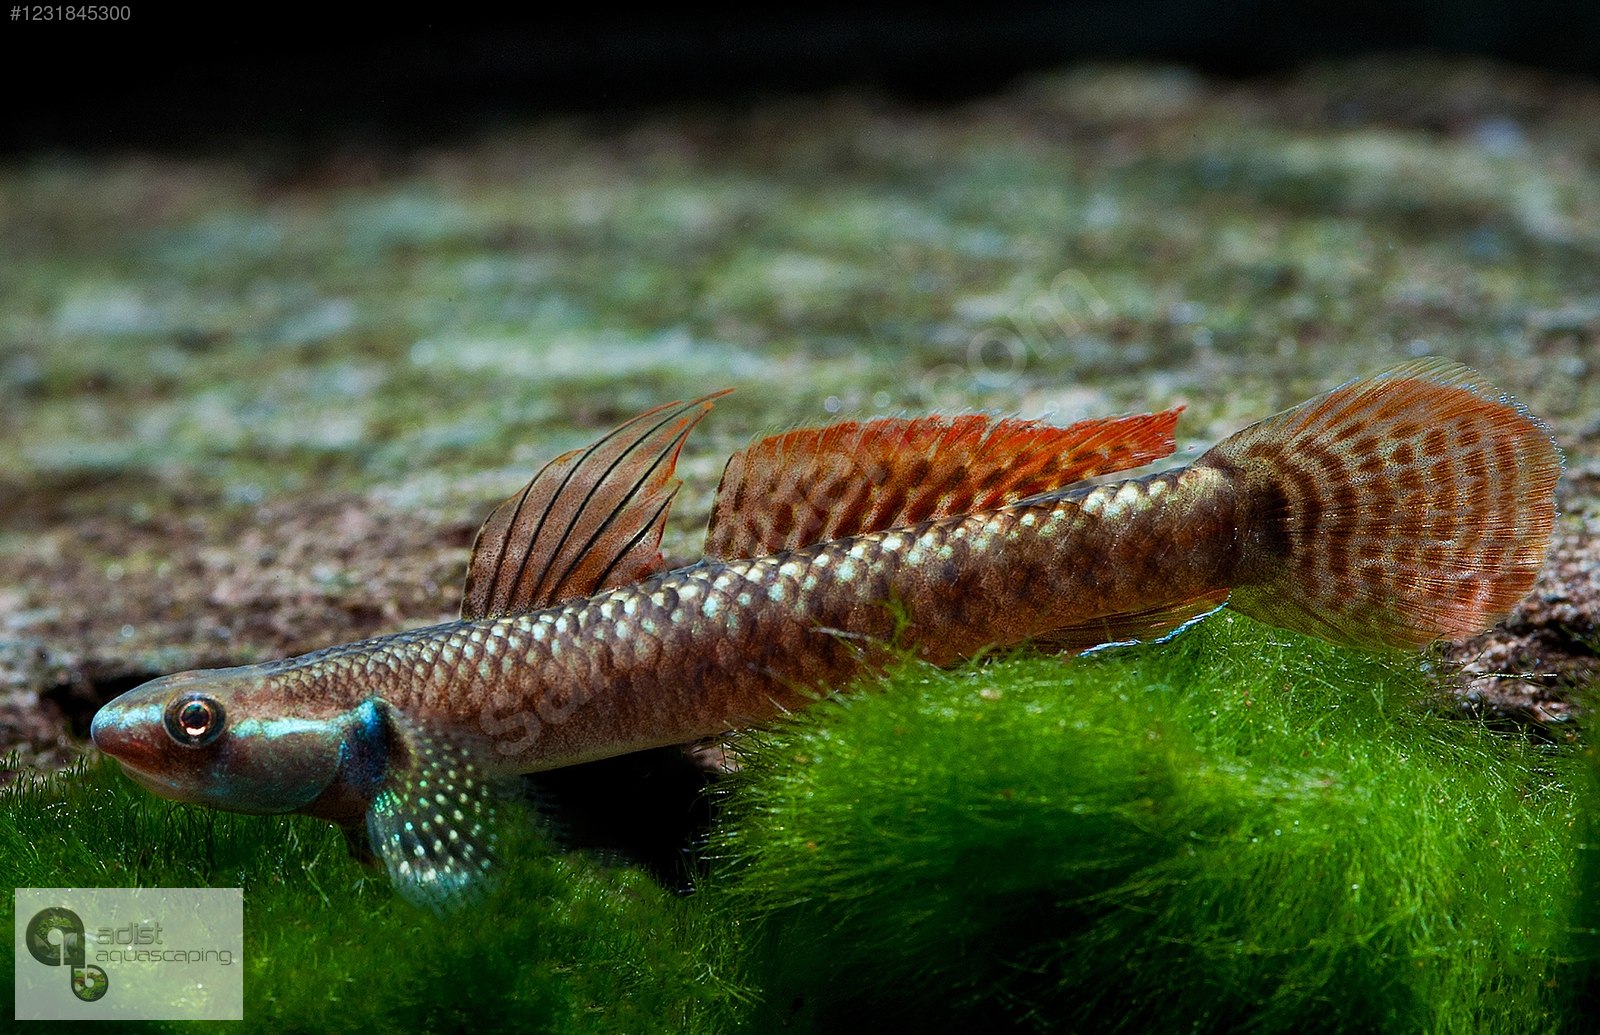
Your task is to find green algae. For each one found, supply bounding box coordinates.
[0,758,752,1035]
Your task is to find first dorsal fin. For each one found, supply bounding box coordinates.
[461,391,729,620]
[704,407,1183,559]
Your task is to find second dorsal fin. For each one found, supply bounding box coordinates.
[704,406,1182,559]
[461,391,729,620]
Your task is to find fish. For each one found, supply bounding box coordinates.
[89,358,1560,909]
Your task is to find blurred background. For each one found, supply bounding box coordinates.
[7,6,1600,152]
[3,5,1598,774]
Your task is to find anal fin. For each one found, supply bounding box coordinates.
[1035,589,1232,654]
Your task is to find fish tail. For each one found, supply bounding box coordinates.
[1199,358,1560,649]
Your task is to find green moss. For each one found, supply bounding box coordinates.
[0,761,752,1035]
[713,613,1599,1033]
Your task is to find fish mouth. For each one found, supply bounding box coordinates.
[118,762,198,800]
[91,707,208,804]
[90,693,187,792]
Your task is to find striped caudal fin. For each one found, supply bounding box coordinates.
[1202,358,1560,649]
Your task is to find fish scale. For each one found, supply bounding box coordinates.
[249,465,1236,778]
[90,358,1561,910]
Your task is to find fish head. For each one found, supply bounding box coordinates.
[90,665,381,817]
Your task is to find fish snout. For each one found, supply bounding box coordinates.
[89,689,168,772]
[90,668,236,767]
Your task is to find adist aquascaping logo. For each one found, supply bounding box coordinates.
[15,887,242,1021]
[24,906,109,1002]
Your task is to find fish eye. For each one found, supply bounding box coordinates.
[164,693,226,748]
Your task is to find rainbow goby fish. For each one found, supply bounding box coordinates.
[91,359,1560,908]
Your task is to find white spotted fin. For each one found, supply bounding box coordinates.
[365,717,502,914]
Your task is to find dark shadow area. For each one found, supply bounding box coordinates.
[522,744,719,893]
[4,4,1599,155]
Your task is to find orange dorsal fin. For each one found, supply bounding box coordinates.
[704,406,1183,559]
[461,391,730,620]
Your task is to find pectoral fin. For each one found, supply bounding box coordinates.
[364,717,502,913]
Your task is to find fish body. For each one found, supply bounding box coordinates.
[90,359,1560,907]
